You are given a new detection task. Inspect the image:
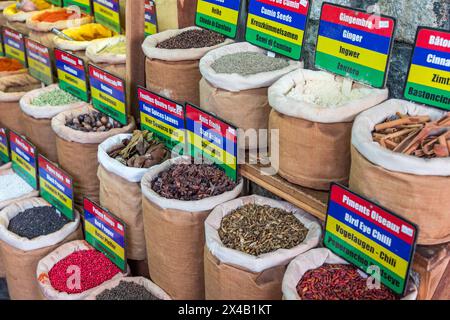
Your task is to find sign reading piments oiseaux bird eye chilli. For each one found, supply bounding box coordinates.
[245,0,310,60]
[55,49,90,102]
[38,155,75,221]
[25,39,54,85]
[63,0,92,14]
[144,0,158,37]
[138,87,185,152]
[93,0,121,34]
[315,3,396,88]
[0,128,10,164]
[324,184,418,296]
[196,0,242,39]
[83,198,127,272]
[185,103,238,182]
[2,28,27,67]
[9,131,38,190]
[404,28,450,111]
[89,65,127,125]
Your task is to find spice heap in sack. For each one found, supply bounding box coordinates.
[212,52,289,76]
[98,40,126,55]
[3,2,44,35]
[31,87,81,106]
[65,111,123,132]
[372,112,450,158]
[0,57,24,74]
[0,173,34,204]
[96,280,161,300]
[157,29,225,49]
[297,264,398,300]
[107,130,168,168]
[85,36,126,78]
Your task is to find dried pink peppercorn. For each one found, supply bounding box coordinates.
[49,249,121,294]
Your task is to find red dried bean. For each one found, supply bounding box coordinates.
[48,250,121,294]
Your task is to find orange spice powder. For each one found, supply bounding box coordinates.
[35,10,83,23]
[0,58,23,72]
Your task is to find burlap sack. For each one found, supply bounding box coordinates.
[142,26,233,104]
[86,36,126,78]
[350,99,450,245]
[84,276,172,300]
[0,167,39,210]
[268,69,388,190]
[282,248,418,300]
[0,73,41,135]
[204,195,322,300]
[36,240,128,300]
[3,3,36,35]
[0,197,82,300]
[26,8,93,32]
[51,106,135,206]
[141,156,243,300]
[0,2,15,27]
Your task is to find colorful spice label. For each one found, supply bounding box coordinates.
[325,184,417,295]
[9,131,38,190]
[38,155,74,221]
[47,0,63,6]
[185,104,238,182]
[83,198,127,272]
[315,3,396,88]
[63,0,92,14]
[93,0,121,34]
[89,64,127,125]
[55,49,90,102]
[144,0,157,37]
[196,0,242,39]
[404,28,450,111]
[0,128,10,164]
[2,28,26,67]
[0,32,4,57]
[25,39,54,85]
[138,87,185,153]
[245,0,310,60]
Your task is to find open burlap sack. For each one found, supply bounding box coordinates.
[3,3,37,35]
[54,23,116,52]
[0,197,82,300]
[350,99,450,245]
[20,84,89,163]
[36,240,128,300]
[0,2,15,26]
[51,106,135,206]
[142,26,233,105]
[84,276,172,300]
[85,36,126,78]
[0,73,41,135]
[282,248,418,300]
[268,69,388,190]
[141,156,243,300]
[0,165,39,211]
[204,195,322,300]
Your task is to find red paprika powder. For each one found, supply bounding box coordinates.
[35,9,83,23]
[0,58,23,72]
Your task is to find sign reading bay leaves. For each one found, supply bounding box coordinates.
[246,0,310,60]
[9,131,38,190]
[404,28,450,111]
[325,184,417,296]
[138,87,185,152]
[196,0,241,38]
[25,39,54,85]
[55,49,89,102]
[89,64,127,125]
[2,28,26,67]
[316,3,396,88]
[84,198,127,272]
[38,155,75,221]
[144,0,157,37]
[0,128,10,164]
[63,0,92,14]
[93,0,121,34]
[185,104,238,182]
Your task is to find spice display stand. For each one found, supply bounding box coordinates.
[241,162,450,300]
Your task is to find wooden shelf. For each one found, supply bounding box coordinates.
[241,162,450,300]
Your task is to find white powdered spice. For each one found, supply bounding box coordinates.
[287,78,373,107]
[0,173,34,202]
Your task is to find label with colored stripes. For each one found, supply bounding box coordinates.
[144,0,157,37]
[9,131,38,190]
[93,0,121,33]
[196,0,241,38]
[138,87,185,153]
[316,3,396,88]
[25,39,54,85]
[0,32,4,57]
[2,28,26,67]
[0,128,10,164]
[63,0,92,14]
[55,49,89,102]
[38,155,74,221]
[404,28,450,111]
[84,198,127,272]
[47,0,63,6]
[246,0,310,60]
[89,64,127,125]
[185,104,238,182]
[324,184,417,295]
